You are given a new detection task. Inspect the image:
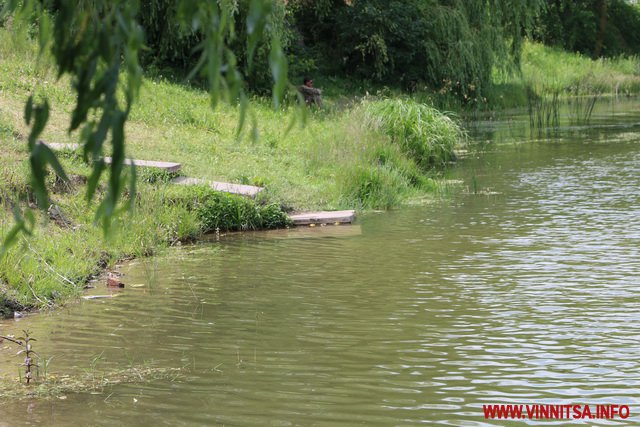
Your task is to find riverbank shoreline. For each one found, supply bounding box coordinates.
[0,97,461,317]
[2,31,639,317]
[0,31,466,315]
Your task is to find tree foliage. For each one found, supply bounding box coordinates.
[288,0,544,100]
[532,0,640,58]
[137,0,291,94]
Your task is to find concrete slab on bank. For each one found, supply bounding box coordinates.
[171,176,263,197]
[104,157,182,173]
[45,142,80,151]
[45,142,182,173]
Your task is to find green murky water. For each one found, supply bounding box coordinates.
[1,99,639,426]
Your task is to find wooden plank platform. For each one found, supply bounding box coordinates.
[288,210,356,225]
[103,157,182,173]
[171,176,263,197]
[454,149,470,159]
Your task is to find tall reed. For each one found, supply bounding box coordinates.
[567,83,602,125]
[526,85,560,131]
[360,99,464,169]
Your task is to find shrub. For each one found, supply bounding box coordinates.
[165,185,290,232]
[197,193,290,232]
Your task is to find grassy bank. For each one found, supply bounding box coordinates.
[487,41,640,110]
[0,29,464,314]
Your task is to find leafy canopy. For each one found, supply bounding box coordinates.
[289,0,544,100]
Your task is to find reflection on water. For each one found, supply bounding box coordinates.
[1,99,639,426]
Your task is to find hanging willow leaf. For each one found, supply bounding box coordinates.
[37,12,51,55]
[38,143,69,182]
[0,208,34,259]
[269,37,287,109]
[236,93,249,139]
[23,98,64,210]
[86,158,106,203]
[32,142,70,209]
[246,0,269,70]
[25,98,49,151]
[24,96,33,125]
[125,161,137,213]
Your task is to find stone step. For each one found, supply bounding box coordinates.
[44,143,182,173]
[45,142,80,151]
[171,176,263,198]
[288,210,356,225]
[44,142,354,225]
[103,157,182,173]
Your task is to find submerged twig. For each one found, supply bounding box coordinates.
[0,335,23,346]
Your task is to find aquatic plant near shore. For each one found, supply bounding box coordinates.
[0,330,38,384]
[526,85,560,131]
[0,364,184,399]
[567,83,602,125]
[1,329,184,395]
[360,99,464,169]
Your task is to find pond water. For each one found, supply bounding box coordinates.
[1,98,639,426]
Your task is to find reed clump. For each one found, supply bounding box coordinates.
[360,99,464,169]
[526,85,560,130]
[0,365,184,399]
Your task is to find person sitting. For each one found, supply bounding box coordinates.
[298,77,323,107]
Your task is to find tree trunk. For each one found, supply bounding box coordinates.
[594,0,608,58]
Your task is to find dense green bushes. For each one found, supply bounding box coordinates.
[133,0,546,101]
[287,1,640,101]
[533,0,640,58]
[164,185,291,232]
[138,0,291,94]
[288,0,543,101]
[20,0,640,103]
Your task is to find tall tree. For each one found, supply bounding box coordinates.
[593,0,608,58]
[289,0,544,100]
[533,0,640,57]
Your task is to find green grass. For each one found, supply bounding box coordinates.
[520,42,640,95]
[487,41,640,109]
[0,28,465,313]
